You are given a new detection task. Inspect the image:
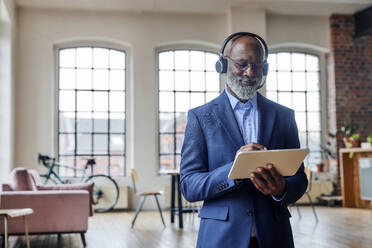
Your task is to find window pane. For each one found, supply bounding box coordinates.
[190,71,205,91]
[277,52,291,71]
[59,156,75,177]
[292,53,305,71]
[159,92,174,112]
[266,91,277,102]
[308,112,320,131]
[76,69,92,90]
[160,155,174,171]
[278,92,292,108]
[59,90,75,111]
[190,51,204,70]
[299,132,307,148]
[277,72,291,91]
[307,72,320,91]
[110,70,125,90]
[59,69,75,89]
[93,92,108,112]
[93,112,108,133]
[92,156,109,175]
[159,51,174,70]
[159,71,174,91]
[110,113,125,133]
[159,113,174,133]
[77,91,92,111]
[59,134,75,155]
[76,48,92,68]
[308,131,321,151]
[206,92,219,102]
[206,53,218,71]
[292,72,306,91]
[94,134,108,154]
[160,134,174,154]
[110,156,124,176]
[295,112,307,131]
[175,155,181,170]
[306,55,319,71]
[77,112,92,133]
[266,72,277,91]
[59,112,75,133]
[110,92,125,112]
[110,134,125,154]
[175,92,190,112]
[268,54,276,71]
[307,92,320,111]
[206,72,219,91]
[190,92,205,109]
[176,112,187,133]
[110,50,125,69]
[175,50,189,70]
[93,48,109,69]
[77,134,91,154]
[308,151,322,165]
[176,134,185,153]
[293,92,306,111]
[93,69,109,90]
[60,48,75,68]
[175,71,189,91]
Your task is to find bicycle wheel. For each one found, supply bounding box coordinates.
[85,174,120,213]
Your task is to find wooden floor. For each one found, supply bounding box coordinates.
[4,206,372,248]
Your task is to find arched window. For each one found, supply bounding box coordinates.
[266,51,322,166]
[57,46,126,176]
[158,49,220,171]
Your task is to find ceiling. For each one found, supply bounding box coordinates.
[15,0,372,16]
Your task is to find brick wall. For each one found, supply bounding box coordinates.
[329,14,372,194]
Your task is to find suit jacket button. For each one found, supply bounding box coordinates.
[246,210,254,216]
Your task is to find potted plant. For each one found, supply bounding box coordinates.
[321,132,338,173]
[340,114,359,148]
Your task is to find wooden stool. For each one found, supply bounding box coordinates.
[0,208,33,248]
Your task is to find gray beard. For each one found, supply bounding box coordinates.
[226,70,261,101]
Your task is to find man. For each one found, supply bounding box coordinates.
[179,32,308,248]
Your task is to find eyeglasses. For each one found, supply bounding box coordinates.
[225,56,264,72]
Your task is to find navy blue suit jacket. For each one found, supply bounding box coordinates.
[180,90,308,248]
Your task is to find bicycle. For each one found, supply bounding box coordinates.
[37,153,120,213]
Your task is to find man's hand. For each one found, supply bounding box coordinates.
[237,143,266,153]
[250,164,286,198]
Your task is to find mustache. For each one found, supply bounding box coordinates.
[236,77,261,83]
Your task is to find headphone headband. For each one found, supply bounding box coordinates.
[219,32,268,62]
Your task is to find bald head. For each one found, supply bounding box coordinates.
[224,35,264,62]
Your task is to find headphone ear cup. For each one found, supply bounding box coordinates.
[215,57,228,74]
[263,63,269,76]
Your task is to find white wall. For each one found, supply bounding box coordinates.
[14,7,330,209]
[0,0,15,183]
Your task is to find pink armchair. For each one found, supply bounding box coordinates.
[0,168,93,247]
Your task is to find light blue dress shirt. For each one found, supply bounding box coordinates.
[225,89,286,237]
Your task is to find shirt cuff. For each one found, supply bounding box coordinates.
[271,191,287,202]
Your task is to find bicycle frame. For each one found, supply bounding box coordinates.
[42,160,88,185]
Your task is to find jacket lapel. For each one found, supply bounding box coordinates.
[257,93,277,148]
[212,91,244,150]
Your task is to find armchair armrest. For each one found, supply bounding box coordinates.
[0,190,90,234]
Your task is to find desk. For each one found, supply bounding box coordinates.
[0,208,33,248]
[160,170,183,228]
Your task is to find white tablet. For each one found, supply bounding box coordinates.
[228,148,309,179]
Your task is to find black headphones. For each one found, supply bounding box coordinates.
[215,32,269,76]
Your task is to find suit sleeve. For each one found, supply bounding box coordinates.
[179,110,238,202]
[271,109,308,206]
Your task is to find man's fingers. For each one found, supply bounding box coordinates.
[251,172,269,194]
[256,167,276,191]
[239,143,266,152]
[266,164,283,185]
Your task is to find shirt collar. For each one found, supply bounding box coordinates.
[225,89,258,110]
